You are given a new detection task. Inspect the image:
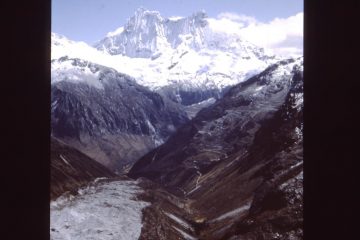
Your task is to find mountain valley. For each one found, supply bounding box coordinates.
[130,57,303,239]
[51,57,188,172]
[50,7,303,240]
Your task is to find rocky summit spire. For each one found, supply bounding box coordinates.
[125,7,163,33]
[94,8,210,57]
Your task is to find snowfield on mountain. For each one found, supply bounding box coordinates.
[52,8,279,104]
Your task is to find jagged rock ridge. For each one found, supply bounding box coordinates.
[95,8,208,57]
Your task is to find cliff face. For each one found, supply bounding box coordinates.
[95,9,208,57]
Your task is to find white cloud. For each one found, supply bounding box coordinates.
[217,12,257,27]
[215,12,303,58]
[168,16,184,21]
[106,27,124,37]
[207,18,243,35]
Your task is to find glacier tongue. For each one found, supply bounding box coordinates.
[50,179,150,240]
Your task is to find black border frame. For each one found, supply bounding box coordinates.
[3,0,359,239]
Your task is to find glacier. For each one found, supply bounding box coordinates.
[50,179,150,240]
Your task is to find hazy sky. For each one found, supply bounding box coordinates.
[52,0,303,45]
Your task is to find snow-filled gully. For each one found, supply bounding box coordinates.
[50,179,150,240]
[164,212,198,240]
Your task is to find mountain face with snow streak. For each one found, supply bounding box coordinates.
[51,57,188,172]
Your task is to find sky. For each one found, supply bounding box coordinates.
[52,0,303,56]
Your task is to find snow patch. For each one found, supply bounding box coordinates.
[279,170,303,190]
[290,161,303,170]
[293,92,303,110]
[255,86,264,92]
[164,212,194,231]
[94,177,108,183]
[187,185,201,195]
[154,138,164,146]
[59,155,70,166]
[51,59,103,89]
[173,226,198,240]
[210,200,252,222]
[295,126,303,140]
[168,16,184,21]
[106,27,124,37]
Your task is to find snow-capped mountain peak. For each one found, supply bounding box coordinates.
[94,8,277,65]
[125,7,163,34]
[94,8,210,58]
[52,8,284,106]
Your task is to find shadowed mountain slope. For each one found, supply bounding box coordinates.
[51,57,189,173]
[129,57,303,239]
[50,137,116,200]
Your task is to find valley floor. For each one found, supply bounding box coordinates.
[50,164,302,240]
[50,178,149,240]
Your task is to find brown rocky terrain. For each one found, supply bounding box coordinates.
[129,57,304,239]
[50,136,117,200]
[50,57,303,239]
[51,57,189,173]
